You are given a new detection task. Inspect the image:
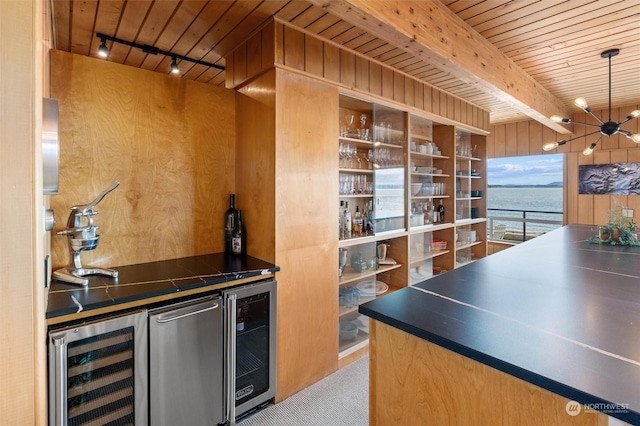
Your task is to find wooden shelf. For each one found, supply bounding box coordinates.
[455,218,487,226]
[339,168,374,174]
[455,240,484,250]
[409,151,449,160]
[338,230,407,248]
[411,172,450,178]
[339,194,374,199]
[409,249,450,266]
[409,223,454,234]
[339,263,403,285]
[411,194,450,201]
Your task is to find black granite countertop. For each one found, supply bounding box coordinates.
[360,224,640,424]
[47,253,279,323]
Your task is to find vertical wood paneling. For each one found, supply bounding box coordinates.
[516,122,528,156]
[381,66,394,99]
[323,43,340,82]
[370,62,382,96]
[340,49,355,88]
[493,124,506,157]
[284,24,305,70]
[262,21,275,69]
[51,50,236,268]
[234,43,247,84]
[355,55,369,92]
[446,94,455,120]
[565,153,579,224]
[405,77,415,107]
[305,35,324,77]
[505,122,518,156]
[454,98,461,123]
[246,32,263,78]
[486,130,495,158]
[393,71,404,104]
[431,88,440,116]
[528,121,543,155]
[274,69,339,400]
[423,85,432,114]
[414,80,423,109]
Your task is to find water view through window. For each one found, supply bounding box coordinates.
[487,154,564,241]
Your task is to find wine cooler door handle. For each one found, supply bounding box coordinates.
[226,294,237,426]
[154,302,219,323]
[51,332,68,426]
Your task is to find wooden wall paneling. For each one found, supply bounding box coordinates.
[624,147,640,222]
[505,122,518,157]
[569,111,586,153]
[381,66,394,100]
[486,128,495,158]
[305,34,324,77]
[283,24,305,71]
[609,149,628,163]
[274,69,339,400]
[340,49,356,88]
[493,124,506,157]
[576,153,595,225]
[226,50,236,88]
[246,31,263,78]
[528,121,543,156]
[516,121,529,156]
[446,94,455,120]
[565,153,579,224]
[274,21,284,67]
[234,43,248,84]
[262,21,276,71]
[50,50,236,268]
[370,321,606,426]
[467,103,473,128]
[323,42,340,83]
[404,77,415,107]
[393,71,405,104]
[431,88,440,116]
[370,62,382,96]
[236,70,276,263]
[423,85,432,114]
[355,54,370,92]
[620,104,640,150]
[454,97,462,123]
[1,2,44,423]
[414,80,423,110]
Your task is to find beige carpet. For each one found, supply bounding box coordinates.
[238,356,369,425]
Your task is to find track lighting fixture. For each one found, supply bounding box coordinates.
[544,48,640,155]
[98,36,108,58]
[170,56,179,74]
[95,33,225,73]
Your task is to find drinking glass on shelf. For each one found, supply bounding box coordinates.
[345,114,355,137]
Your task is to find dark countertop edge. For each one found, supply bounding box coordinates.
[359,305,640,425]
[46,267,279,323]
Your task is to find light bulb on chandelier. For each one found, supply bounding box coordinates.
[543,48,640,155]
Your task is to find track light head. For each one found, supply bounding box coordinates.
[170,57,179,74]
[98,36,108,58]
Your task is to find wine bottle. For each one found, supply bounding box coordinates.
[438,200,445,223]
[339,201,345,240]
[343,201,352,239]
[224,194,239,254]
[353,205,363,236]
[231,210,247,255]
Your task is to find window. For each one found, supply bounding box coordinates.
[487,154,564,242]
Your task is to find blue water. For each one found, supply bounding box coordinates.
[487,187,563,233]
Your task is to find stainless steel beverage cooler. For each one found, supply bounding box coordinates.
[223,279,277,424]
[48,310,148,426]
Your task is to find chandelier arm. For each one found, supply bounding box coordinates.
[618,115,640,126]
[619,130,632,137]
[568,121,602,128]
[560,129,603,144]
[585,109,605,125]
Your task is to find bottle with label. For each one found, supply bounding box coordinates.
[353,205,363,237]
[343,201,352,239]
[231,210,247,255]
[432,204,438,224]
[224,194,239,254]
[438,199,445,223]
[339,201,345,240]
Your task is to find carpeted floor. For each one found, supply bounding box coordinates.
[238,356,369,426]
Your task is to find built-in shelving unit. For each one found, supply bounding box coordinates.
[337,94,486,361]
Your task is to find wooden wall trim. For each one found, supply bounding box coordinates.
[226,19,490,134]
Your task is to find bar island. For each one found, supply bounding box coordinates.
[360,225,639,425]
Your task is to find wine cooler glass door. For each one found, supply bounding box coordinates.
[48,310,148,426]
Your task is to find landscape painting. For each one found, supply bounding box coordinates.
[578,163,640,195]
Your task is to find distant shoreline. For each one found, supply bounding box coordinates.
[488,184,562,188]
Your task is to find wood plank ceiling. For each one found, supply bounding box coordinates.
[51,0,640,128]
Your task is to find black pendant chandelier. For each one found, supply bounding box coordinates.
[543,48,640,155]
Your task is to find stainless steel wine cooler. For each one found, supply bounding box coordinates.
[223,279,277,425]
[48,310,148,426]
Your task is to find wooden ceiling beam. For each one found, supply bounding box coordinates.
[308,0,573,133]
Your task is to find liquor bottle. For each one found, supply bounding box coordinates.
[365,200,374,234]
[343,201,352,239]
[353,205,364,236]
[231,210,247,255]
[339,201,345,240]
[438,199,445,223]
[224,194,239,254]
[432,204,438,224]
